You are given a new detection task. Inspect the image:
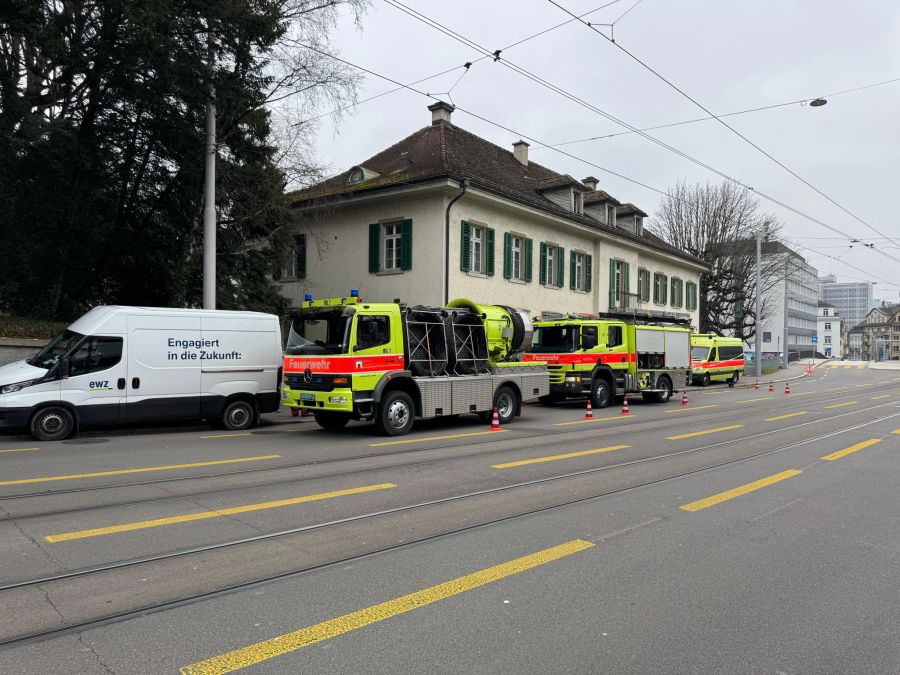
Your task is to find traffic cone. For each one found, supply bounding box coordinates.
[681,390,689,406]
[584,400,594,420]
[621,395,631,415]
[768,381,774,393]
[754,380,760,391]
[290,408,299,417]
[489,407,502,431]
[784,381,791,395]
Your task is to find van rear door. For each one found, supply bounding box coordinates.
[125,314,202,423]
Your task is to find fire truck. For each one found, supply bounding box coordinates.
[522,311,691,408]
[282,292,549,435]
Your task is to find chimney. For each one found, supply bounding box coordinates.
[428,101,454,125]
[582,176,598,191]
[399,151,412,169]
[513,140,529,166]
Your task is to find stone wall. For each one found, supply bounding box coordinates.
[0,339,44,367]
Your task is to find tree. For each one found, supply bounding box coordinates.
[652,179,784,341]
[0,0,362,319]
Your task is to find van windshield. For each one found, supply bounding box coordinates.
[286,310,351,355]
[530,325,579,353]
[691,346,710,361]
[27,329,85,369]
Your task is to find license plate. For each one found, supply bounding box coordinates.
[300,393,315,401]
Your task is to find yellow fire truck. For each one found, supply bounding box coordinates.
[282,292,549,435]
[523,311,691,407]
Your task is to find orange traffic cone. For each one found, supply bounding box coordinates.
[490,407,502,430]
[754,380,760,391]
[784,381,791,395]
[681,390,689,406]
[768,381,774,393]
[621,395,631,415]
[584,400,594,420]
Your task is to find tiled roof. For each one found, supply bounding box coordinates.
[288,120,706,267]
[617,203,648,218]
[583,190,620,205]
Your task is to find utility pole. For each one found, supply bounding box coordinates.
[755,234,762,378]
[202,25,217,310]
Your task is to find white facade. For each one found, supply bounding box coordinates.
[817,305,841,358]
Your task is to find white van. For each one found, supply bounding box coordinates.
[0,306,283,441]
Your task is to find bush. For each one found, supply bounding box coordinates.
[0,315,68,340]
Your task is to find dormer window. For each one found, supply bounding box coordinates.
[348,167,365,184]
[573,191,584,215]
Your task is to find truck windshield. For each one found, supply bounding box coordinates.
[691,346,710,361]
[27,329,85,369]
[286,311,351,355]
[530,325,579,353]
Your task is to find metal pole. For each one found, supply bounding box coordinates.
[202,27,217,310]
[781,257,789,369]
[755,234,762,378]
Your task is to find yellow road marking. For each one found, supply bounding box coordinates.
[0,447,38,454]
[822,438,881,461]
[765,411,807,422]
[369,429,507,447]
[45,483,395,542]
[0,455,281,487]
[667,424,743,440]
[844,364,851,369]
[553,415,631,426]
[179,539,594,675]
[824,401,857,409]
[827,387,849,392]
[857,364,865,369]
[871,395,890,400]
[738,397,772,404]
[200,433,252,439]
[665,404,719,413]
[855,383,874,387]
[492,445,630,469]
[893,429,900,435]
[680,470,802,512]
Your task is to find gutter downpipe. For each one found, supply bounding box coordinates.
[444,178,468,305]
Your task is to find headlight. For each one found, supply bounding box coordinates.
[328,396,347,404]
[692,367,702,372]
[1,379,36,394]
[565,375,582,383]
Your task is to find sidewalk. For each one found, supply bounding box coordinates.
[870,360,900,370]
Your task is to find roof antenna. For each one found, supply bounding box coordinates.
[492,49,502,61]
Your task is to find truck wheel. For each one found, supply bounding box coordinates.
[647,375,673,403]
[700,373,710,387]
[315,412,350,430]
[494,385,518,424]
[30,406,75,441]
[375,390,415,436]
[590,379,612,409]
[223,400,256,431]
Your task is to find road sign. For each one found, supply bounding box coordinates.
[811,336,818,344]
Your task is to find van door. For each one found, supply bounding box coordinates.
[61,335,127,426]
[125,314,202,423]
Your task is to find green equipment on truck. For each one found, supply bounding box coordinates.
[523,310,692,408]
[282,291,549,436]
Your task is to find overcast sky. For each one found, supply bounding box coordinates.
[309,0,900,299]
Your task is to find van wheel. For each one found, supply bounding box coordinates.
[729,371,740,387]
[375,390,415,436]
[699,373,710,387]
[590,379,612,409]
[30,407,75,441]
[222,400,256,431]
[315,412,350,430]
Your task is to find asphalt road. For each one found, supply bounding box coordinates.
[0,363,898,674]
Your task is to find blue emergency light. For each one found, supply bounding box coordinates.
[304,293,313,301]
[350,289,359,298]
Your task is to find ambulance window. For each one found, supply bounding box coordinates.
[68,337,123,376]
[356,315,391,351]
[691,346,710,361]
[607,325,623,348]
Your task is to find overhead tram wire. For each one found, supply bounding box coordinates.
[545,0,900,253]
[293,42,892,289]
[380,0,900,266]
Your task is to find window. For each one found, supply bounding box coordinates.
[68,337,123,377]
[540,243,564,287]
[606,204,616,226]
[369,220,412,273]
[686,281,698,310]
[637,268,651,303]
[763,331,772,342]
[607,325,623,348]
[824,322,831,331]
[504,233,532,282]
[824,336,832,345]
[653,273,668,304]
[570,251,592,292]
[719,345,744,360]
[671,277,683,308]
[608,259,629,307]
[355,315,391,351]
[271,234,306,281]
[823,308,830,316]
[581,325,598,349]
[348,167,364,184]
[573,191,584,214]
[461,221,494,276]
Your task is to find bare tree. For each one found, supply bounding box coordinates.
[652,179,785,341]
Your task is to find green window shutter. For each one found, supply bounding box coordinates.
[503,232,512,279]
[524,238,533,283]
[368,223,380,273]
[400,219,413,270]
[584,254,592,293]
[485,227,495,276]
[570,251,577,290]
[671,278,677,306]
[653,274,659,303]
[460,221,471,272]
[556,247,565,287]
[539,242,547,285]
[295,234,306,279]
[662,275,668,304]
[623,262,630,294]
[609,259,616,297]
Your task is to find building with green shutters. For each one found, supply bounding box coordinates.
[276,102,707,325]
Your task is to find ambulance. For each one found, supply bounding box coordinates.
[690,333,745,386]
[0,306,283,441]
